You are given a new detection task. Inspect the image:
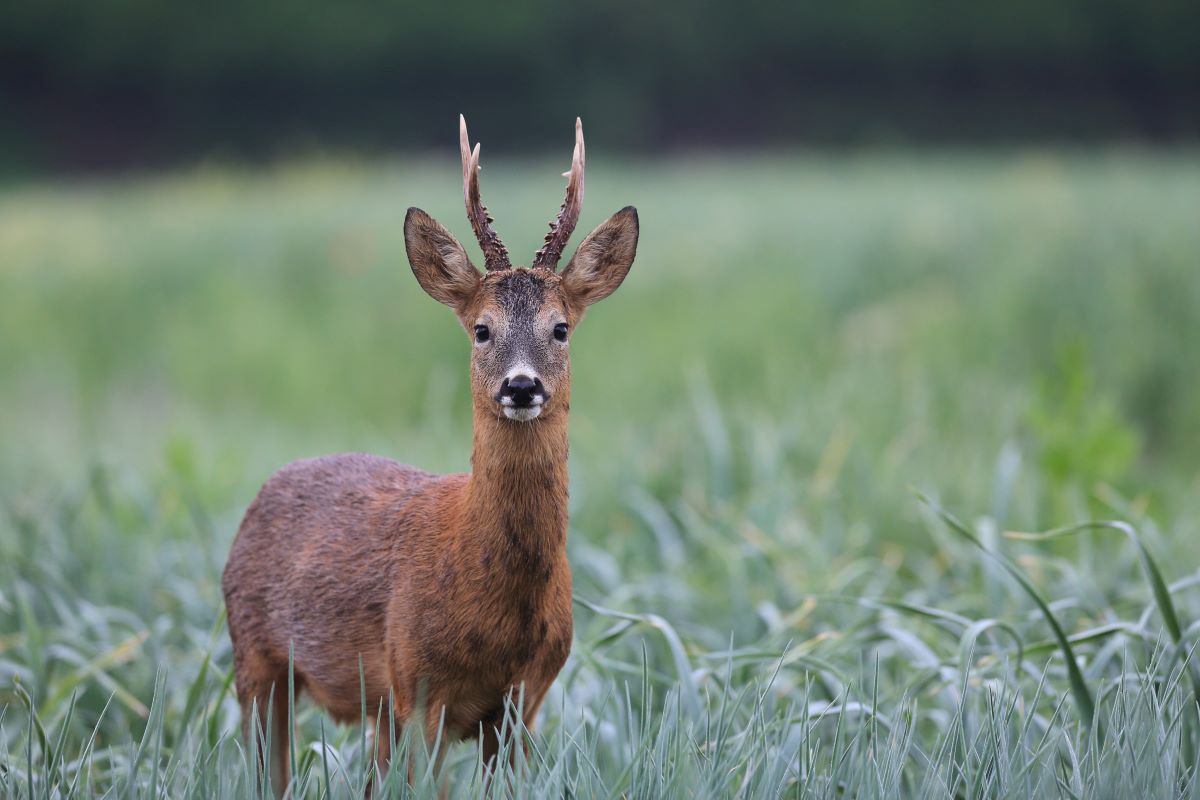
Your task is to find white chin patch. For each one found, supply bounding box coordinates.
[503,405,543,422]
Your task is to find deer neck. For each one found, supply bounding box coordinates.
[462,403,570,580]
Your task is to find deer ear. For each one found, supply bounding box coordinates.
[560,206,638,309]
[404,207,480,310]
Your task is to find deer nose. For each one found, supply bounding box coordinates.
[501,374,544,408]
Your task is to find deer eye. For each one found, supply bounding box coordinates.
[553,323,568,342]
[474,325,490,343]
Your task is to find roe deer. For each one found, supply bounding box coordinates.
[222,115,639,791]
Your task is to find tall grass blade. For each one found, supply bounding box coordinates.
[575,596,702,723]
[918,494,1097,728]
[1007,521,1198,696]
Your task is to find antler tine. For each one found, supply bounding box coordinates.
[531,117,585,271]
[459,114,511,272]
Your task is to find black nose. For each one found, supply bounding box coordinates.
[501,374,543,408]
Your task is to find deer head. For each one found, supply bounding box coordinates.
[404,116,639,423]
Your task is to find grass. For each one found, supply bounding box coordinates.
[1,149,1199,797]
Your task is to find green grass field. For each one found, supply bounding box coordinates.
[2,150,1199,797]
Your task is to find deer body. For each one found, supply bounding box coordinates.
[222,117,638,790]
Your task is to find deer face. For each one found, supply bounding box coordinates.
[404,208,638,422]
[468,268,568,422]
[403,117,638,424]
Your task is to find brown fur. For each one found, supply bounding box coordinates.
[222,187,638,792]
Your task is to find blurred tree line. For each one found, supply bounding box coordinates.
[1,0,1197,172]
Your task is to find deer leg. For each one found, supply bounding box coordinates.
[480,683,544,773]
[503,680,550,769]
[414,699,456,798]
[235,662,291,799]
[520,682,551,738]
[270,689,292,799]
[479,711,504,770]
[366,718,390,798]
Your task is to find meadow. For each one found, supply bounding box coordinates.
[1,150,1199,797]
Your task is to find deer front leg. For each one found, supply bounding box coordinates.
[368,716,396,797]
[234,661,291,799]
[477,681,549,772]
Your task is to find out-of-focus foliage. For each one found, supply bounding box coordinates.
[2,0,1198,171]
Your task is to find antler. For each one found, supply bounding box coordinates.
[531,117,585,272]
[460,115,511,272]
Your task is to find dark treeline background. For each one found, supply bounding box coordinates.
[2,0,1198,174]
